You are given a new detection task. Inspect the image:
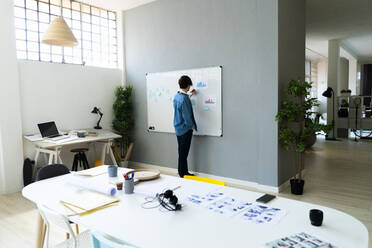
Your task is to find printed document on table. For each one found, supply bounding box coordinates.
[239,203,287,225]
[265,232,339,248]
[187,189,226,206]
[205,196,252,217]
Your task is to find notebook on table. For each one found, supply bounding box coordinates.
[61,190,119,216]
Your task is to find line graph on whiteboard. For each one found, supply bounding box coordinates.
[148,87,173,103]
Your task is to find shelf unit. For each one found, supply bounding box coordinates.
[336,95,372,137]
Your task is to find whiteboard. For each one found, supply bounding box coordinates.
[146,66,222,136]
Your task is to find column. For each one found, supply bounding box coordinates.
[348,58,357,95]
[0,0,24,194]
[339,57,349,93]
[327,39,340,138]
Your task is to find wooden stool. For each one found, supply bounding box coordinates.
[71,148,90,171]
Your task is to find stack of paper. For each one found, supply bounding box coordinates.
[74,165,134,177]
[46,136,79,144]
[75,166,110,177]
[61,190,119,216]
[24,134,43,142]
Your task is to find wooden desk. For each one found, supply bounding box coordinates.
[24,129,121,175]
[22,173,369,248]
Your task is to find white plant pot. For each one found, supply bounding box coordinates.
[120,161,129,168]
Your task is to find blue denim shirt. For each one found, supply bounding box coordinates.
[173,92,197,136]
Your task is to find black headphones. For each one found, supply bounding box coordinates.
[157,190,182,211]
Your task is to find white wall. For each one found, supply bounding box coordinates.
[327,40,340,132]
[317,59,328,116]
[348,58,357,95]
[0,0,24,194]
[0,0,123,194]
[338,57,349,95]
[357,62,362,95]
[340,46,358,95]
[19,61,122,167]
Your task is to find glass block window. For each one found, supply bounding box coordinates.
[14,0,118,68]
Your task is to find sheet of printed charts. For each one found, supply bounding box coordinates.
[187,190,287,225]
[265,232,339,248]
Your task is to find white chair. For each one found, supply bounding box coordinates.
[90,231,139,248]
[37,204,91,248]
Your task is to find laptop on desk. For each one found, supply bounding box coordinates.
[38,121,69,141]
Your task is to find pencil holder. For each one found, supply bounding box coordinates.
[108,165,118,177]
[124,178,134,194]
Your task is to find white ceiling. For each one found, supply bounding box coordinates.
[305,47,326,62]
[306,0,372,61]
[87,0,372,62]
[86,0,157,11]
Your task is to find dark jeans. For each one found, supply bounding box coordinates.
[176,129,193,177]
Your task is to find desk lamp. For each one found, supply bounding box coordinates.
[322,87,337,140]
[91,107,103,129]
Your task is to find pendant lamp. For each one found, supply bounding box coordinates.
[42,17,78,47]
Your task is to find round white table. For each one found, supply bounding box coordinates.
[22,173,369,248]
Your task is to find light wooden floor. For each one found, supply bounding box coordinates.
[0,138,371,247]
[0,193,67,248]
[280,137,372,247]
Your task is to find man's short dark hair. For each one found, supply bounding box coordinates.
[178,75,193,89]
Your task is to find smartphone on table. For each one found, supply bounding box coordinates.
[256,194,276,204]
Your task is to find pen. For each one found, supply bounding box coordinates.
[123,173,128,180]
[131,171,134,179]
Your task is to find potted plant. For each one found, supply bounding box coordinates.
[112,85,135,167]
[304,114,320,148]
[276,80,331,195]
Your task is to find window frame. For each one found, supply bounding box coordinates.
[14,0,118,68]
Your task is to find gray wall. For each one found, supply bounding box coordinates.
[124,0,279,186]
[277,0,306,185]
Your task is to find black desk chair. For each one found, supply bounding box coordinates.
[36,163,70,181]
[36,164,80,240]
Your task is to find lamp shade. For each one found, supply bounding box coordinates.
[322,87,333,98]
[42,17,78,47]
[91,107,102,115]
[91,107,99,114]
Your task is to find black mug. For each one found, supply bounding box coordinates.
[310,209,323,226]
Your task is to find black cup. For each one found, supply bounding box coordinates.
[310,209,323,226]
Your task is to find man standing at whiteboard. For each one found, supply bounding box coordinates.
[173,75,197,178]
